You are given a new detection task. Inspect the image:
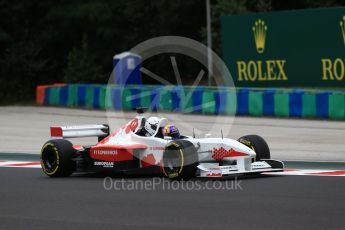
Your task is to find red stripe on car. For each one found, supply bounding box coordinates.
[90,146,133,161]
[206,173,222,177]
[125,118,139,134]
[50,127,63,137]
[212,147,248,160]
[141,154,156,167]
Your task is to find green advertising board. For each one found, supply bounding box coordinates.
[221,7,345,87]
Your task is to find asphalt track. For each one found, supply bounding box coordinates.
[0,167,344,230]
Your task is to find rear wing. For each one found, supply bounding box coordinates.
[50,124,109,141]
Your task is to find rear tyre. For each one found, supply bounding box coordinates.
[162,140,198,181]
[237,135,270,161]
[40,139,76,177]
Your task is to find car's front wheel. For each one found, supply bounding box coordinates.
[162,140,198,180]
[237,135,270,161]
[41,139,76,177]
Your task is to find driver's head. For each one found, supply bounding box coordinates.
[144,117,160,136]
[163,124,180,139]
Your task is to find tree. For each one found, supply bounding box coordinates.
[201,0,272,56]
[1,0,345,104]
[64,36,103,83]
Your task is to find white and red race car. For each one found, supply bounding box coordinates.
[41,108,284,180]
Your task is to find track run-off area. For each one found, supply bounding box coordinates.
[0,106,344,229]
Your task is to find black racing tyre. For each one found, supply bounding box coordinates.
[162,140,198,181]
[40,139,76,177]
[237,135,270,161]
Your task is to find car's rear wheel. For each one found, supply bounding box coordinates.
[41,139,76,177]
[237,135,270,161]
[162,140,198,180]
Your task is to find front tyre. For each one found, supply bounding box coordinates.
[162,140,198,181]
[40,139,76,177]
[238,135,270,161]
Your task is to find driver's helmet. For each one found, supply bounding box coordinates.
[163,124,180,139]
[144,116,160,136]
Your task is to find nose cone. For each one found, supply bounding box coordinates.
[221,139,256,158]
[239,145,256,158]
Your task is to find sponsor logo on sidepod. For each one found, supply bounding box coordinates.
[93,150,117,155]
[94,161,114,168]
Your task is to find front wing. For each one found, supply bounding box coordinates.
[197,159,284,178]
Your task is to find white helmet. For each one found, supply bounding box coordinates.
[144,117,160,136]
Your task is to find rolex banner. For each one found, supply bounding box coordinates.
[221,7,345,87]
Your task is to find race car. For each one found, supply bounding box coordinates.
[40,108,284,180]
